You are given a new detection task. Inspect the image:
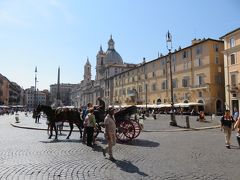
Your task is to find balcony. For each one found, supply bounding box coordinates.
[229,85,239,93]
[189,83,209,90]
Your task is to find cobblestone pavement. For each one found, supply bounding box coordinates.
[0,113,239,180]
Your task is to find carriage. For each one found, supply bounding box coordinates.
[113,105,142,142]
[36,104,142,143]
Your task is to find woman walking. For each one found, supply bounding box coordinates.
[221,110,235,149]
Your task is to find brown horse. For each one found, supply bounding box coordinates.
[36,105,83,140]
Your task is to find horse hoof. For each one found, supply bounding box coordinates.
[66,137,69,139]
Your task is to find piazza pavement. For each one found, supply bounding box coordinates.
[0,112,239,180]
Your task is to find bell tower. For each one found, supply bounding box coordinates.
[96,45,105,81]
[84,58,91,82]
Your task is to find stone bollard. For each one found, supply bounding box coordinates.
[186,115,190,128]
[211,114,215,121]
[237,135,240,147]
[15,113,20,123]
[153,114,156,120]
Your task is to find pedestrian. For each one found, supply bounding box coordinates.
[82,103,93,143]
[102,108,117,161]
[85,108,96,147]
[234,116,240,147]
[95,96,106,132]
[233,107,239,127]
[220,109,235,149]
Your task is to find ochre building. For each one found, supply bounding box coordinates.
[221,27,240,113]
[113,38,225,114]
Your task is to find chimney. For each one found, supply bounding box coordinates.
[192,38,202,45]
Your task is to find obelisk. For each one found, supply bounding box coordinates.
[51,67,63,108]
[57,67,60,101]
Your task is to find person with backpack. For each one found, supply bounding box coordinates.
[221,109,235,149]
[234,116,240,147]
[85,108,96,147]
[82,103,93,143]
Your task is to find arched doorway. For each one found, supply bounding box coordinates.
[198,100,205,111]
[216,100,222,114]
[157,99,161,105]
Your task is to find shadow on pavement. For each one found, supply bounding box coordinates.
[230,145,240,150]
[125,139,160,147]
[40,139,82,144]
[114,159,148,177]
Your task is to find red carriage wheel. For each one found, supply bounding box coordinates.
[131,120,141,138]
[116,120,135,142]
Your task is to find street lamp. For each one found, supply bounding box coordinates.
[34,66,38,109]
[133,88,138,104]
[166,31,177,126]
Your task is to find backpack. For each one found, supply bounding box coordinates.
[83,114,89,127]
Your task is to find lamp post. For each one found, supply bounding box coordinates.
[166,31,177,126]
[34,66,38,109]
[133,88,138,105]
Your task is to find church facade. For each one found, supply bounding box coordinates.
[71,36,136,107]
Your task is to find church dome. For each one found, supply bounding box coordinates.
[104,35,123,65]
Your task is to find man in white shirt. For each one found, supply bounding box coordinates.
[102,108,116,161]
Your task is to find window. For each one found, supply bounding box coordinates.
[195,58,202,66]
[230,54,236,65]
[172,79,177,88]
[215,57,219,64]
[172,55,176,64]
[196,45,202,55]
[231,74,237,86]
[152,72,155,77]
[196,74,204,86]
[172,65,176,72]
[152,83,157,91]
[230,37,235,48]
[138,85,142,92]
[182,77,189,87]
[161,60,165,66]
[198,91,203,98]
[215,74,223,84]
[213,44,219,52]
[127,88,131,95]
[123,88,126,95]
[115,68,118,74]
[183,62,188,70]
[163,69,166,75]
[182,50,188,58]
[162,80,167,90]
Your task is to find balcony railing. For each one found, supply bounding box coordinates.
[229,85,239,93]
[190,83,209,90]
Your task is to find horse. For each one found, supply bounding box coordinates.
[36,105,83,140]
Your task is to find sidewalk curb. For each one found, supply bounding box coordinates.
[11,123,47,131]
[142,125,220,132]
[11,123,221,133]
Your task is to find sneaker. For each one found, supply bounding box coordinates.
[109,157,116,162]
[226,145,230,149]
[102,149,106,157]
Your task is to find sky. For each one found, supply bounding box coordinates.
[0,0,239,91]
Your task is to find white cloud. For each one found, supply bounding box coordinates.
[0,1,28,27]
[48,0,75,23]
[0,0,75,27]
[0,9,25,26]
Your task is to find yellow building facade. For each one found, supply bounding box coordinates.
[113,38,225,114]
[0,74,10,105]
[221,28,240,113]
